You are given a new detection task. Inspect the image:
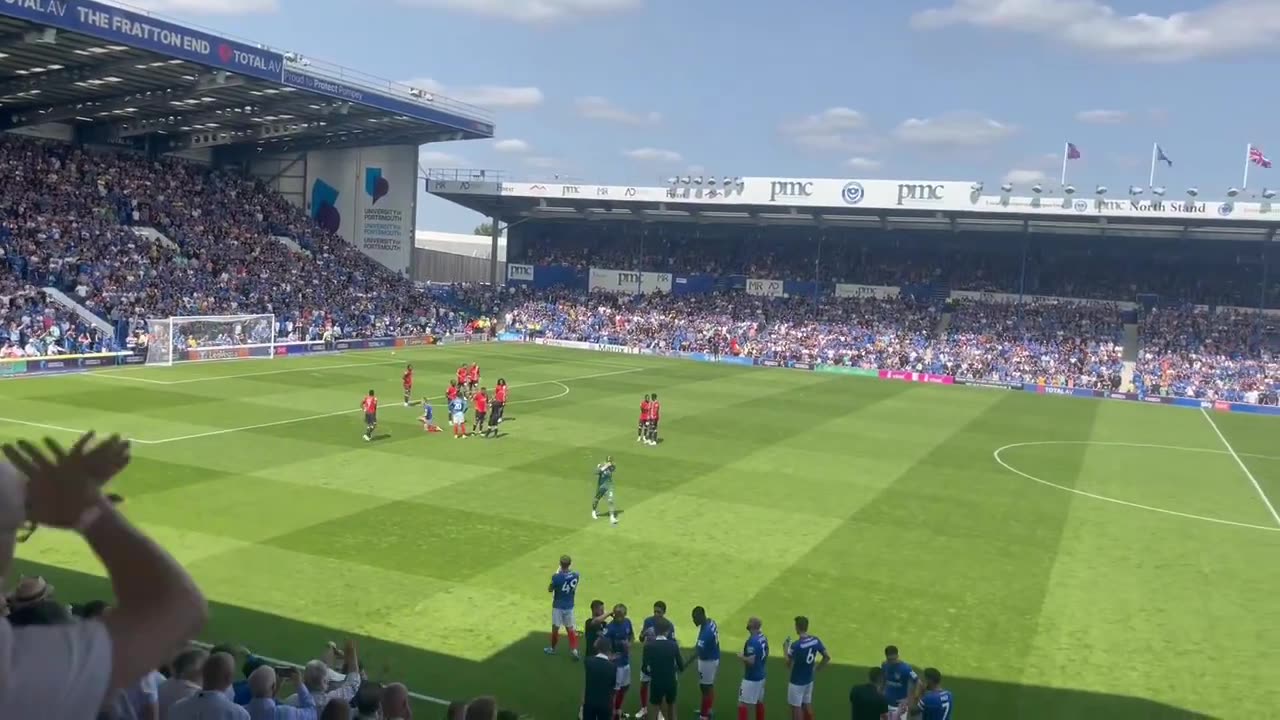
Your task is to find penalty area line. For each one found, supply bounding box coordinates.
[1199,407,1280,528]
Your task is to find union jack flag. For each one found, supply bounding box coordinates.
[1250,145,1272,168]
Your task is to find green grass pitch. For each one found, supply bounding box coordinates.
[3,343,1280,719]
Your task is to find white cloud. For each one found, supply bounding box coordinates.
[893,112,1016,146]
[493,138,531,153]
[419,149,469,167]
[393,0,641,23]
[623,147,683,163]
[910,0,1280,62]
[1075,109,1129,124]
[102,0,277,13]
[405,78,543,109]
[846,157,882,171]
[1003,168,1049,184]
[780,107,877,152]
[575,97,662,125]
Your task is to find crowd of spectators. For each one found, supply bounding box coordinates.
[1136,307,1280,404]
[0,136,466,347]
[512,227,1280,308]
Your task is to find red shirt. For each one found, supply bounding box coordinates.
[457,368,467,383]
[469,365,480,382]
[640,400,651,421]
[651,400,660,420]
[447,386,459,401]
[495,385,508,403]
[362,396,378,413]
[403,370,413,387]
[474,392,488,413]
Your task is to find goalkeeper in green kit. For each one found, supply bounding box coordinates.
[591,456,618,525]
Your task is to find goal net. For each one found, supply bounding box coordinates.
[145,314,277,366]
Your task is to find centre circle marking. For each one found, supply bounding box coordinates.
[992,440,1280,533]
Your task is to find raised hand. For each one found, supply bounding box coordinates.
[2,432,131,530]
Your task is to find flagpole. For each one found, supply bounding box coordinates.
[1149,142,1158,188]
[1244,143,1252,189]
[1061,141,1069,185]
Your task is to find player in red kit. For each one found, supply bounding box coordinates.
[456,365,469,395]
[646,392,660,446]
[361,390,378,442]
[447,380,459,404]
[638,395,652,443]
[486,378,508,436]
[468,363,480,392]
[471,387,489,436]
[402,364,414,406]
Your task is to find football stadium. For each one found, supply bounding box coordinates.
[1,2,1279,720]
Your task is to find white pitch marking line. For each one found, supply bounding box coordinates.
[992,440,1280,533]
[1200,407,1280,527]
[141,367,641,444]
[93,358,409,385]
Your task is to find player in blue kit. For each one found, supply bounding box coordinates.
[783,616,829,720]
[881,645,918,720]
[736,617,768,720]
[909,668,953,720]
[635,601,673,718]
[684,606,720,720]
[604,603,635,718]
[545,554,581,659]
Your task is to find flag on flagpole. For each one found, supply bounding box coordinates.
[1061,142,1081,184]
[1250,145,1272,168]
[1156,145,1172,166]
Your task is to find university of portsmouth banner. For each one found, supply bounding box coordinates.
[306,145,417,275]
[588,268,672,294]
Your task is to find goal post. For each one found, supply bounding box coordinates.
[145,314,277,366]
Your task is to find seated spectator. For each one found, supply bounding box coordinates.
[168,652,249,720]
[246,665,315,720]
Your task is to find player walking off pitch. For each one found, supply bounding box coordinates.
[881,645,918,720]
[402,364,413,406]
[546,554,581,659]
[592,456,618,525]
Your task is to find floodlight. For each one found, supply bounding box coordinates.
[1063,184,1075,195]
[1095,185,1108,195]
[1000,183,1013,193]
[1263,189,1277,200]
[1128,186,1143,196]
[1031,184,1043,194]
[971,182,983,192]
[1227,187,1240,197]
[1186,187,1199,197]
[1151,186,1166,196]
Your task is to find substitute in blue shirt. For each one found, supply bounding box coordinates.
[784,616,829,714]
[687,606,720,720]
[545,554,581,658]
[881,644,918,717]
[604,604,636,697]
[912,668,953,720]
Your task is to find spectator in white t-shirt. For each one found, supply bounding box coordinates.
[0,433,208,719]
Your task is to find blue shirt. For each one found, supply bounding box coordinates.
[550,570,579,609]
[695,619,720,661]
[605,618,634,667]
[742,633,768,682]
[787,635,826,686]
[919,689,953,720]
[246,683,317,720]
[423,403,434,420]
[881,660,917,704]
[641,615,674,640]
[449,398,465,415]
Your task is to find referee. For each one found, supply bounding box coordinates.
[582,637,615,720]
[641,617,683,720]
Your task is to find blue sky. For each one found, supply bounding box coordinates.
[128,0,1280,233]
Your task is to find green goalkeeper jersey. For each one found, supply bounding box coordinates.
[596,462,615,489]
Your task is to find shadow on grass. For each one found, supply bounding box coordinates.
[14,561,1211,720]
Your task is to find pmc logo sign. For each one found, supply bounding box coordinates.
[768,180,813,202]
[896,183,944,205]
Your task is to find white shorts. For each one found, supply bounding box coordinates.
[697,659,719,685]
[786,682,814,707]
[738,679,765,705]
[552,608,575,628]
[450,411,464,425]
[887,704,908,720]
[640,671,650,683]
[615,665,632,689]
